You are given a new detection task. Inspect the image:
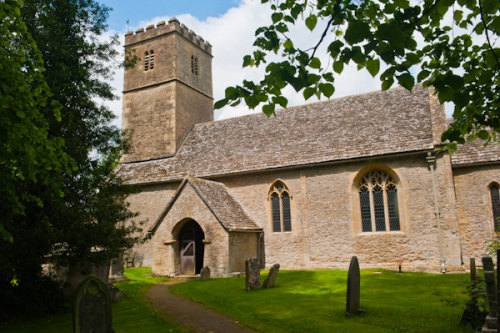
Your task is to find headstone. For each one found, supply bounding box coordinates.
[200,266,210,280]
[262,264,280,288]
[470,258,477,282]
[346,256,361,317]
[73,275,114,333]
[245,258,261,291]
[482,256,497,331]
[109,257,126,282]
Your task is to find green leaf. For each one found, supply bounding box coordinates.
[214,99,229,109]
[305,14,317,31]
[262,103,275,116]
[309,57,321,69]
[272,12,283,23]
[345,21,370,45]
[482,0,499,14]
[319,83,334,98]
[397,73,415,91]
[333,61,344,74]
[303,87,316,100]
[366,59,380,77]
[381,78,394,91]
[283,39,294,50]
[477,130,490,140]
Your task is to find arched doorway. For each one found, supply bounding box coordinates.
[178,220,205,275]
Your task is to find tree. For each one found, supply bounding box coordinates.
[215,0,500,150]
[0,0,141,318]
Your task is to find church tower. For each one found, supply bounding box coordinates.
[121,18,213,163]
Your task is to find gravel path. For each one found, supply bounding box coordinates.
[146,281,257,333]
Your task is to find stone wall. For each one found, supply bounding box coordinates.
[454,164,500,267]
[221,152,462,272]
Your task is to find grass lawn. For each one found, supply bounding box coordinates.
[0,268,183,333]
[0,268,476,332]
[170,269,474,333]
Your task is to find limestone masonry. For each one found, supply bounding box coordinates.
[119,18,500,277]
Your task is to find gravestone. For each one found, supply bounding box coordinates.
[346,256,361,317]
[470,257,477,282]
[262,263,280,288]
[109,256,126,283]
[245,258,261,291]
[482,256,497,332]
[200,266,210,280]
[74,275,114,333]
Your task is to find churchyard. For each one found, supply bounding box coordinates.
[1,266,477,332]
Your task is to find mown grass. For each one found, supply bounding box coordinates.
[170,269,473,333]
[0,268,183,333]
[0,268,475,333]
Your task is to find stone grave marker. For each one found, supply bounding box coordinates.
[74,275,114,333]
[262,263,280,288]
[482,256,497,331]
[470,257,477,282]
[346,256,361,317]
[245,258,261,291]
[200,266,211,280]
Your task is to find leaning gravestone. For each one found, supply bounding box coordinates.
[346,256,361,317]
[200,266,211,280]
[245,258,261,291]
[262,263,280,288]
[74,275,114,333]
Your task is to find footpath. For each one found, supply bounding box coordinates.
[146,280,257,333]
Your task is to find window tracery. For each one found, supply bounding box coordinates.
[358,170,400,232]
[269,181,292,232]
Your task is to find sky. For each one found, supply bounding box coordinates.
[98,0,384,125]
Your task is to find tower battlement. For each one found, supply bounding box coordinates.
[125,18,212,55]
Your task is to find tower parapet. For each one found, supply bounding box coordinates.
[125,18,212,55]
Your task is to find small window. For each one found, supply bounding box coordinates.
[149,50,154,70]
[191,55,198,75]
[144,51,149,71]
[358,170,400,232]
[490,184,500,232]
[269,180,292,232]
[144,50,154,71]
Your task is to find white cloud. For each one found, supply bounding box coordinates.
[105,0,385,126]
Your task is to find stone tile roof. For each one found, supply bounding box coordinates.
[119,86,441,184]
[150,178,262,233]
[188,177,262,231]
[451,138,500,166]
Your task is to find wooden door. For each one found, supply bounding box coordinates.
[180,239,195,275]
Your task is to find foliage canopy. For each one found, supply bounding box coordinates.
[0,0,141,318]
[216,0,500,150]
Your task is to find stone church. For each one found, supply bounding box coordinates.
[118,18,500,277]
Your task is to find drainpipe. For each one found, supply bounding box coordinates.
[427,152,446,273]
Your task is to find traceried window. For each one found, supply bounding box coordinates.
[191,55,198,75]
[359,170,400,232]
[490,184,500,232]
[269,181,292,232]
[144,50,154,71]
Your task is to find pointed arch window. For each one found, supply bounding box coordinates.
[359,170,400,232]
[490,184,500,232]
[269,181,292,232]
[191,55,198,75]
